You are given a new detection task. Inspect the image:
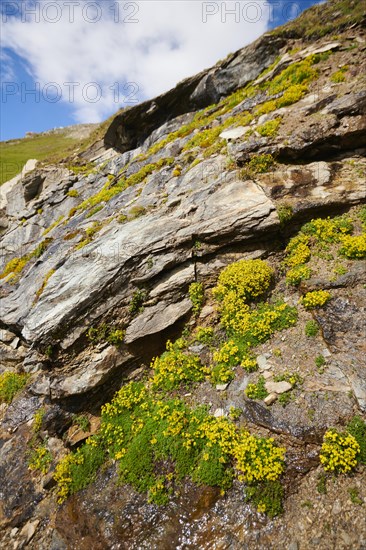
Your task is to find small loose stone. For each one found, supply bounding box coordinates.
[332,500,342,515]
[264,393,277,406]
[10,527,18,538]
[256,354,267,370]
[265,381,292,394]
[216,383,229,391]
[10,337,20,349]
[213,408,226,417]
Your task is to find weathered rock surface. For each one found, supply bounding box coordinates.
[1,3,366,549]
[104,33,286,152]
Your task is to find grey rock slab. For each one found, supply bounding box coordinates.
[2,395,42,432]
[10,527,19,538]
[303,380,350,393]
[220,126,249,141]
[50,347,132,398]
[6,180,26,218]
[322,91,366,117]
[0,159,38,209]
[19,520,39,545]
[229,374,251,394]
[347,373,366,412]
[332,500,342,515]
[23,350,45,374]
[0,342,25,368]
[326,365,348,383]
[175,178,277,240]
[30,376,51,396]
[150,265,195,298]
[0,222,42,269]
[9,175,276,344]
[265,381,292,394]
[23,172,45,202]
[125,298,192,344]
[0,329,16,344]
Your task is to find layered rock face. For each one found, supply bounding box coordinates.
[1,1,366,548]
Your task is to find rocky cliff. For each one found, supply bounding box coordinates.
[1,1,366,548]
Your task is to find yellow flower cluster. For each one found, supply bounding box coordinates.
[233,432,285,482]
[54,452,84,503]
[339,234,366,259]
[0,371,28,404]
[100,421,125,449]
[284,242,311,268]
[151,343,206,391]
[257,117,282,138]
[148,477,165,499]
[250,304,293,341]
[211,363,235,384]
[195,326,214,344]
[277,84,308,107]
[227,302,296,342]
[285,232,310,251]
[286,264,311,286]
[28,444,52,474]
[283,234,312,285]
[211,340,251,383]
[195,416,238,457]
[189,282,205,315]
[213,259,273,303]
[213,340,240,366]
[283,214,358,285]
[320,430,360,473]
[162,408,186,437]
[300,290,331,309]
[0,256,30,281]
[101,382,147,416]
[55,377,288,505]
[274,371,303,387]
[240,356,258,372]
[302,216,353,243]
[33,407,46,433]
[219,292,250,332]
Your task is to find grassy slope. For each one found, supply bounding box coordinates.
[0,113,119,186]
[0,133,80,185]
[272,0,365,39]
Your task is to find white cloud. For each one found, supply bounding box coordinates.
[1,1,271,123]
[0,50,15,80]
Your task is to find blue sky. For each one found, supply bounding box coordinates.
[1,1,322,141]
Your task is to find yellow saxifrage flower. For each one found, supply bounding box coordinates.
[300,290,331,309]
[339,234,366,259]
[320,430,360,474]
[213,259,273,303]
[233,432,285,482]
